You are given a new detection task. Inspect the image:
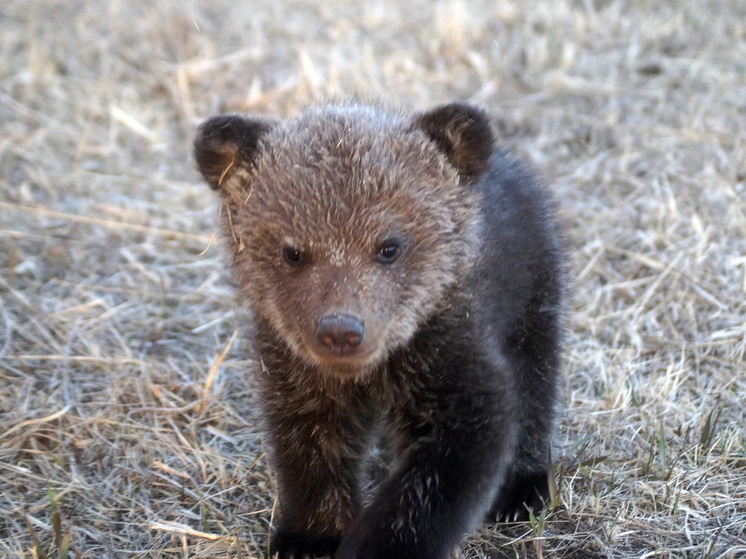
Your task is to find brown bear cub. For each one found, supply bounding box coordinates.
[193,102,565,559]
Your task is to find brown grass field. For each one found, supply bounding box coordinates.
[1,0,744,557]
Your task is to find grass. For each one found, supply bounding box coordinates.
[1,0,744,557]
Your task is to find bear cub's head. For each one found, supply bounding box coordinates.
[194,103,494,378]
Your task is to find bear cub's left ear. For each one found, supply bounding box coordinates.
[414,103,494,180]
[193,115,277,190]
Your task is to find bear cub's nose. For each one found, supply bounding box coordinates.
[316,314,364,354]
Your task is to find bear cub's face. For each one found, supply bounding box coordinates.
[194,104,494,378]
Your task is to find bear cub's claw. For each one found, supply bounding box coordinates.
[488,469,552,522]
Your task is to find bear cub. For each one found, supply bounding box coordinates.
[194,102,565,559]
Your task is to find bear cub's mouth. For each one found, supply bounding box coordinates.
[310,348,382,377]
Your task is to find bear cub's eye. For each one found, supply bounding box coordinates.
[375,239,402,264]
[283,245,306,266]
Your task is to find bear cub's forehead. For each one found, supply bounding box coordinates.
[267,106,413,162]
[253,104,455,199]
[234,104,467,256]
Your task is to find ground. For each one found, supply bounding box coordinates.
[0,1,744,558]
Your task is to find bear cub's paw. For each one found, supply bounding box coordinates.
[269,531,340,559]
[488,469,551,523]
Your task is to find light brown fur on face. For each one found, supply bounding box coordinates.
[212,104,480,377]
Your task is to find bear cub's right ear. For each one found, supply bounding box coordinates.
[193,115,276,190]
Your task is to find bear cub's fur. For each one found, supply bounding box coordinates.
[193,102,565,559]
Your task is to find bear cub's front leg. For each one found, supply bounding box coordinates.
[259,355,376,559]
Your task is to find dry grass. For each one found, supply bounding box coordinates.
[1,0,744,557]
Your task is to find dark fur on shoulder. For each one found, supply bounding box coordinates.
[193,102,565,559]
